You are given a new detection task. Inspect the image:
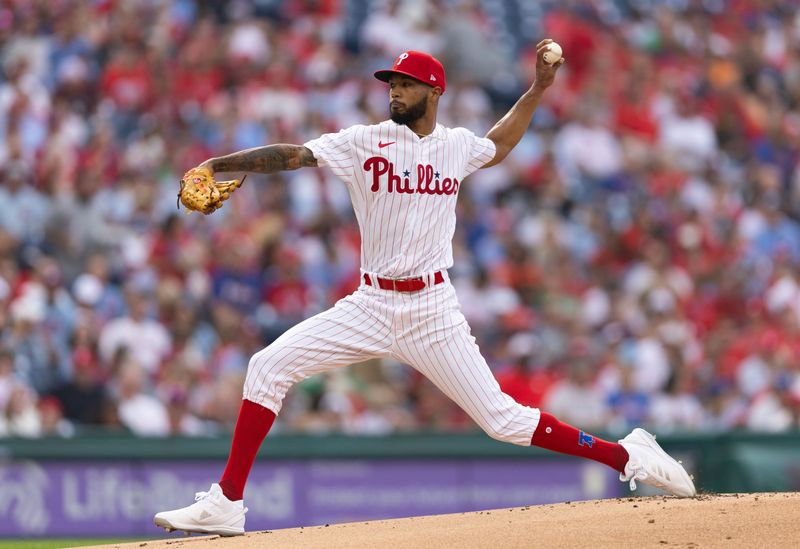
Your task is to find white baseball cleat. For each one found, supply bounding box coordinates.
[619,428,696,498]
[154,483,247,536]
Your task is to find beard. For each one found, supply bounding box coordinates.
[390,95,428,126]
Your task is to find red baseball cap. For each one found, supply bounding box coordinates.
[374,51,446,93]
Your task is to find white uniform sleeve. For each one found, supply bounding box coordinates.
[463,130,497,176]
[303,127,355,175]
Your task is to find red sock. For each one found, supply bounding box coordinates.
[530,412,628,473]
[219,399,276,501]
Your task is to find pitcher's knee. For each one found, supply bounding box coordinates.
[474,403,540,446]
[480,421,517,443]
[242,347,295,414]
[245,347,278,384]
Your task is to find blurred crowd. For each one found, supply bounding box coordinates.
[1,0,800,439]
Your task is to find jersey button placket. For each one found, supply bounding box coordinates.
[402,139,423,268]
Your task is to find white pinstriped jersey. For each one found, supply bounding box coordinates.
[244,120,541,445]
[304,120,496,277]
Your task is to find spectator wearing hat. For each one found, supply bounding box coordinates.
[38,395,74,437]
[50,341,107,427]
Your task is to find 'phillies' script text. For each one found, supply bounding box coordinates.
[364,157,460,195]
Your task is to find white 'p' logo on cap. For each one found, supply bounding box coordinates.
[396,52,409,66]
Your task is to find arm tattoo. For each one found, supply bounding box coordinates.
[208,144,318,174]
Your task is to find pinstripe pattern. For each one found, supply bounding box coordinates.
[243,291,393,415]
[304,121,496,278]
[242,120,538,445]
[393,280,540,445]
[243,278,540,445]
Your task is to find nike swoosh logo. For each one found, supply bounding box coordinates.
[378,141,395,149]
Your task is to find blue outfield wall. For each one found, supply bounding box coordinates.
[0,431,798,537]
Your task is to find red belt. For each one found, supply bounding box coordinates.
[363,271,444,292]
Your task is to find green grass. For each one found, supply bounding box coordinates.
[0,540,147,549]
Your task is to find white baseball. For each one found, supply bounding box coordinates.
[543,42,562,65]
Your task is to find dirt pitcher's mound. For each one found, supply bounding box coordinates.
[83,492,799,549]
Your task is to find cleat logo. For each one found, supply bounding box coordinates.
[199,510,212,520]
[578,431,594,448]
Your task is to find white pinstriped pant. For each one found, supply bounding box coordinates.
[243,271,540,446]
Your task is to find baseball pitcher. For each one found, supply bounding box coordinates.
[157,40,695,536]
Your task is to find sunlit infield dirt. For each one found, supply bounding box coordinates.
[79,492,800,549]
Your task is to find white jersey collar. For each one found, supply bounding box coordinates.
[389,120,446,141]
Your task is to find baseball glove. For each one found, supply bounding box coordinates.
[177,166,247,215]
